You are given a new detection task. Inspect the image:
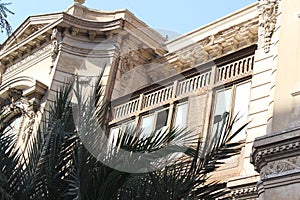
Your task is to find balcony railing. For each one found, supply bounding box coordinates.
[216,55,254,82]
[177,71,211,97]
[114,98,140,119]
[111,55,254,121]
[143,85,174,109]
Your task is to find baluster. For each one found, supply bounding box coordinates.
[197,75,201,88]
[192,77,196,91]
[115,107,119,119]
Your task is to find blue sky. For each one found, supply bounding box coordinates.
[0,0,256,42]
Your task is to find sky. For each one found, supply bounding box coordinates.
[0,0,257,43]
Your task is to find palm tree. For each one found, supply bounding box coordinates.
[0,74,245,200]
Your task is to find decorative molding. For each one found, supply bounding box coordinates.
[88,30,97,41]
[71,26,80,36]
[231,185,257,199]
[119,50,145,75]
[260,156,300,179]
[258,0,279,53]
[4,44,52,74]
[74,0,85,4]
[173,19,258,69]
[251,138,300,170]
[51,28,62,62]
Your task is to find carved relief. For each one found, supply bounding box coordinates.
[88,30,97,41]
[178,44,210,67]
[260,156,300,179]
[51,28,62,62]
[1,88,41,147]
[0,63,5,85]
[173,19,257,67]
[71,26,80,36]
[119,50,143,75]
[258,0,279,53]
[251,139,300,169]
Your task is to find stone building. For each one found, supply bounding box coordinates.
[0,0,299,199]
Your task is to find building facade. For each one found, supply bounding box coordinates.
[0,0,300,199]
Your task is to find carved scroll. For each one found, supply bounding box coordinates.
[259,0,279,53]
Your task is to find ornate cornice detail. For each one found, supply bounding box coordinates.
[4,43,52,75]
[260,156,300,180]
[231,185,257,199]
[251,138,300,171]
[258,0,279,53]
[173,19,258,69]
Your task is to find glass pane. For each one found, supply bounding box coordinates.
[155,109,169,132]
[232,81,251,142]
[141,114,155,138]
[123,121,135,131]
[174,103,188,129]
[212,88,232,138]
[108,127,120,149]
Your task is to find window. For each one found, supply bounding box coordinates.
[211,81,251,141]
[173,102,188,130]
[109,120,135,149]
[140,109,169,138]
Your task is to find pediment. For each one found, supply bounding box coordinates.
[1,13,63,51]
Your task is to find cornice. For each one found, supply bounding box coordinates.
[2,43,52,82]
[251,126,300,173]
[148,18,258,77]
[61,12,124,31]
[2,13,63,50]
[60,42,115,58]
[167,2,258,50]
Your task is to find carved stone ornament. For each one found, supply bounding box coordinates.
[258,0,279,53]
[0,88,41,146]
[0,63,5,86]
[74,0,85,4]
[51,28,62,63]
[260,156,300,179]
[119,50,143,75]
[230,185,258,199]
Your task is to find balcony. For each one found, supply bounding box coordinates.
[110,55,254,123]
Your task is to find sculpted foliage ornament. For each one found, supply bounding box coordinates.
[259,0,279,53]
[0,88,41,146]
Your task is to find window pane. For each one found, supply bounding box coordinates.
[212,88,232,137]
[108,127,120,149]
[124,121,135,131]
[232,81,251,141]
[155,109,169,131]
[174,103,188,129]
[141,114,155,138]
